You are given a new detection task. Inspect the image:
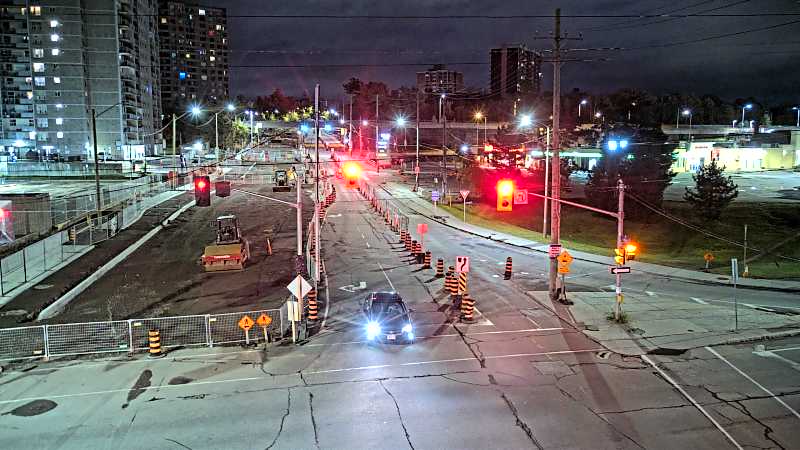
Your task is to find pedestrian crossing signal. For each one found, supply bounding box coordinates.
[496,179,514,212]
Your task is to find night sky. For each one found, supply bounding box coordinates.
[217,0,800,103]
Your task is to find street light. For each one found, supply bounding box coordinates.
[394,115,408,153]
[474,111,487,145]
[579,99,588,119]
[226,103,235,112]
[191,105,202,116]
[792,106,799,127]
[594,111,603,124]
[519,114,533,128]
[741,103,753,128]
[361,119,369,126]
[682,108,693,129]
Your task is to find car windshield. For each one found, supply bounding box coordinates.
[369,301,408,328]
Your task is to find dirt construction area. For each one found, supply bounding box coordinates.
[0,183,313,327]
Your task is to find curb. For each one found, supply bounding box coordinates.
[382,183,800,294]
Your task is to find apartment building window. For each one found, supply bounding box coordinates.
[51,48,59,56]
[57,131,63,138]
[33,62,45,72]
[199,9,206,15]
[38,132,47,141]
[34,76,46,86]
[31,23,42,32]
[9,119,16,127]
[55,117,63,125]
[53,91,60,97]
[35,104,47,114]
[31,6,41,15]
[55,103,63,109]
[50,34,59,42]
[161,17,167,24]
[33,48,44,58]
[37,118,48,128]
[50,20,58,27]
[53,76,60,84]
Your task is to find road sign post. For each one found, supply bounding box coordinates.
[556,251,573,304]
[704,252,714,271]
[257,313,272,344]
[460,190,470,223]
[238,315,255,346]
[456,256,470,273]
[731,258,739,331]
[286,275,312,343]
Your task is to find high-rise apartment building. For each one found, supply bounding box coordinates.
[416,64,464,94]
[0,0,162,160]
[490,45,543,98]
[157,1,228,114]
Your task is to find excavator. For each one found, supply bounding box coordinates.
[202,215,250,272]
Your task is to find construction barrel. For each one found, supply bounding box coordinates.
[423,251,432,269]
[414,242,423,263]
[504,257,513,280]
[435,258,444,277]
[448,267,458,295]
[410,240,418,256]
[460,293,476,323]
[405,234,412,251]
[307,289,319,321]
[148,330,164,358]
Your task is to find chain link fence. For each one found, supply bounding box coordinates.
[0,308,283,362]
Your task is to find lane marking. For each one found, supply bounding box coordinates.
[705,346,800,420]
[376,262,396,291]
[690,297,708,305]
[645,291,657,297]
[0,350,602,406]
[772,346,800,353]
[641,355,743,450]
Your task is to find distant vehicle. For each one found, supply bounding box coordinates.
[362,292,414,343]
[273,169,292,192]
[201,215,250,272]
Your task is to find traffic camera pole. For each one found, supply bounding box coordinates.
[314,85,321,284]
[548,8,563,302]
[615,179,625,321]
[414,90,420,191]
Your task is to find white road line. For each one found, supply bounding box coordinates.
[376,261,396,291]
[772,346,800,353]
[690,297,709,305]
[705,346,800,420]
[641,355,743,450]
[645,291,657,297]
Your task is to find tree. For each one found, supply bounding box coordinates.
[585,126,676,219]
[683,161,738,220]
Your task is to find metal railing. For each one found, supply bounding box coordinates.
[0,307,284,362]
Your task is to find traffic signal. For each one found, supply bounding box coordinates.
[194,175,211,207]
[496,179,514,212]
[342,162,361,188]
[624,243,638,261]
[614,248,624,265]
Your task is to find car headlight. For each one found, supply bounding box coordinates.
[366,321,381,338]
[402,324,413,333]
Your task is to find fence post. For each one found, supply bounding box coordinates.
[22,246,28,282]
[205,314,213,348]
[280,307,285,338]
[127,319,134,354]
[43,325,50,361]
[42,238,47,271]
[0,256,4,296]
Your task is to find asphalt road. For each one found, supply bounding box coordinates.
[0,157,797,449]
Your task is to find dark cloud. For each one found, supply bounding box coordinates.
[215,0,800,102]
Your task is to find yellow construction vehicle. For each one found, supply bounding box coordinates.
[273,169,292,192]
[202,215,250,272]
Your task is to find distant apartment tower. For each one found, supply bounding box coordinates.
[416,65,464,94]
[490,45,543,97]
[157,1,229,114]
[0,1,162,159]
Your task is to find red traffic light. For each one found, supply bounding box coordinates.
[497,179,514,196]
[195,179,208,190]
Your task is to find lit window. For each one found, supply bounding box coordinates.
[34,76,46,86]
[55,118,63,125]
[31,6,41,15]
[51,48,60,56]
[37,118,48,128]
[53,77,61,84]
[50,19,58,27]
[209,56,215,62]
[33,62,45,72]
[29,131,36,139]
[57,131,64,138]
[215,24,221,30]
[55,103,63,109]
[50,34,59,42]
[179,72,187,80]
[161,17,167,24]
[199,9,206,15]
[27,91,34,99]
[33,48,44,58]
[185,53,190,58]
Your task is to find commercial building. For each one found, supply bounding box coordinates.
[157,1,229,114]
[490,45,543,98]
[416,65,464,94]
[0,0,163,160]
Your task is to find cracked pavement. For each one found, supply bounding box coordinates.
[0,160,798,449]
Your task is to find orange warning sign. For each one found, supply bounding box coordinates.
[238,315,255,331]
[256,313,272,327]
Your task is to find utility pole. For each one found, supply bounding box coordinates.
[172,113,177,156]
[415,90,420,191]
[349,95,353,157]
[375,94,379,158]
[543,126,550,237]
[91,109,102,221]
[314,85,321,284]
[548,8,563,302]
[296,173,302,257]
[614,179,625,321]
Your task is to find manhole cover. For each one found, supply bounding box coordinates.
[32,284,53,290]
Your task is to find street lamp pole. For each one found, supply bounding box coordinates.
[793,107,799,127]
[91,109,102,221]
[415,91,420,191]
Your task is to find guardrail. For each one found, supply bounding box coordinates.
[0,307,284,362]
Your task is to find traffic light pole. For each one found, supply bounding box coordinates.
[548,8,563,303]
[615,179,625,321]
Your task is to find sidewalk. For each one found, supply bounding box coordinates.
[381,180,800,293]
[527,290,800,356]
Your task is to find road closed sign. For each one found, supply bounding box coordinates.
[456,256,470,273]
